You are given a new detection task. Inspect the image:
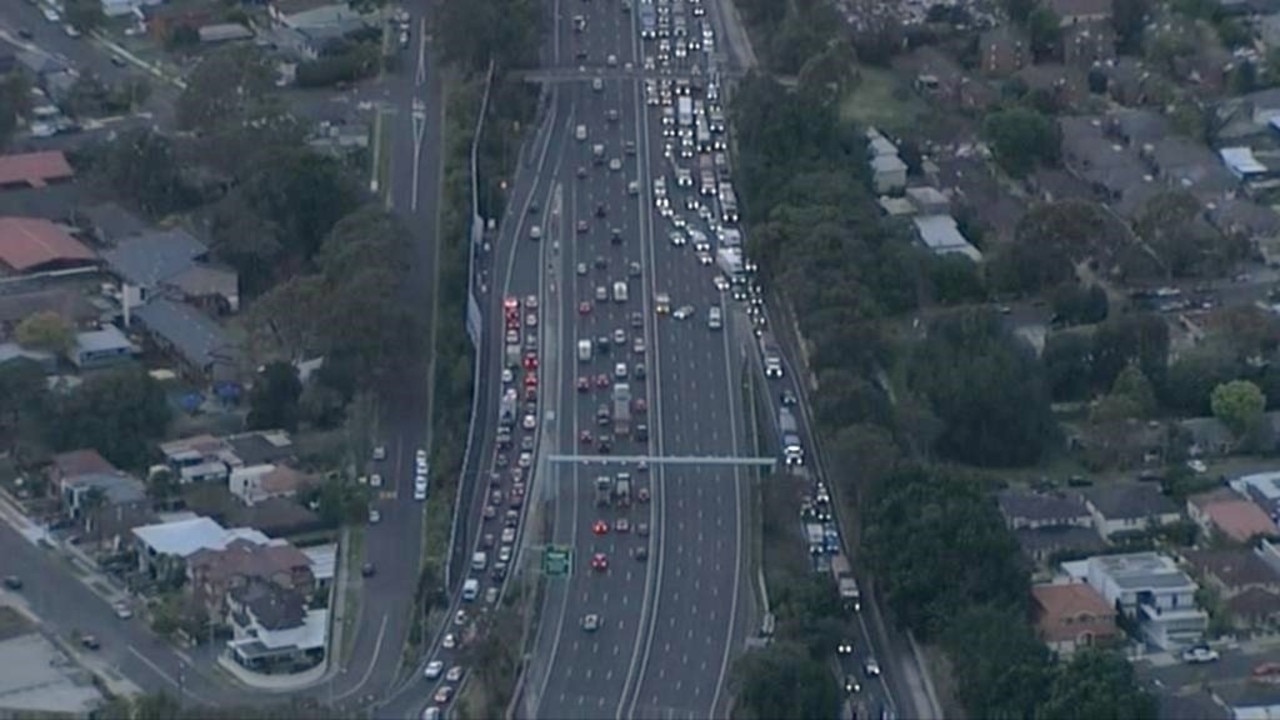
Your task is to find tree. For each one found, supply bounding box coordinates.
[864,465,1028,640]
[0,358,49,454]
[437,0,540,73]
[909,309,1058,467]
[47,366,171,470]
[730,642,840,720]
[64,0,105,32]
[1091,313,1170,391]
[15,311,73,354]
[0,71,32,150]
[82,486,108,546]
[1093,364,1157,422]
[1211,380,1266,437]
[176,46,278,136]
[1028,7,1063,62]
[1135,191,1242,279]
[1161,348,1241,415]
[1037,649,1157,720]
[1049,283,1108,326]
[1042,330,1094,402]
[983,106,1059,177]
[147,467,180,509]
[1113,0,1150,54]
[247,362,303,432]
[82,128,198,217]
[945,605,1053,718]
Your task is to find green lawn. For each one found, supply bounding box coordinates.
[838,68,929,132]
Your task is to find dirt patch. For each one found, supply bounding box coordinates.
[0,606,34,641]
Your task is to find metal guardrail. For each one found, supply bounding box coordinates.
[445,60,496,592]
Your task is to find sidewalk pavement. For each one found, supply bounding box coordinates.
[88,30,187,90]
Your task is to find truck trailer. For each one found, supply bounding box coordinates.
[778,407,804,465]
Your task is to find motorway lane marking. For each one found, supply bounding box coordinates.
[126,646,214,707]
[332,613,388,702]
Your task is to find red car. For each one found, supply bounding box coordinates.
[577,376,591,392]
[524,373,538,388]
[637,487,651,503]
[579,301,592,315]
[591,552,609,571]
[592,520,609,535]
[633,398,648,414]
[503,297,519,312]
[523,353,539,371]
[506,316,520,331]
[580,430,593,445]
[595,374,610,389]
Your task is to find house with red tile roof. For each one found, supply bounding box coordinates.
[0,217,96,274]
[1031,582,1121,657]
[1188,488,1280,544]
[0,151,73,190]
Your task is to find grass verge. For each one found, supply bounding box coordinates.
[341,526,365,662]
[373,110,393,199]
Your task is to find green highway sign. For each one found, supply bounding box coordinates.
[543,546,572,576]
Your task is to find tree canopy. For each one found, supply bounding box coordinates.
[46,366,170,470]
[983,106,1060,177]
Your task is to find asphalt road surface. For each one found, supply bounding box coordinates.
[518,0,753,718]
[334,6,448,707]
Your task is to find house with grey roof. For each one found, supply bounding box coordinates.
[1142,137,1238,199]
[74,203,146,244]
[999,490,1102,564]
[1079,483,1182,539]
[1059,116,1158,218]
[102,228,239,314]
[1105,108,1169,147]
[0,343,56,373]
[132,298,240,382]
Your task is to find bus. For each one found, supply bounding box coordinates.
[831,554,862,612]
[695,115,712,152]
[639,4,656,38]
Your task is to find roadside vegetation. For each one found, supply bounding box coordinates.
[94,692,338,720]
[725,34,1158,720]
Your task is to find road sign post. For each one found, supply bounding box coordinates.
[543,546,572,576]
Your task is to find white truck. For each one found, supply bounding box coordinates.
[778,407,803,465]
[677,96,693,128]
[595,476,613,506]
[613,383,632,437]
[578,339,593,362]
[831,555,862,612]
[615,472,632,508]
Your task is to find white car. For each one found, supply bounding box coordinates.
[713,275,730,291]
[609,158,622,171]
[373,445,387,461]
[369,474,383,488]
[615,362,629,379]
[522,414,537,430]
[697,251,713,265]
[1182,646,1220,664]
[113,602,132,619]
[442,633,456,649]
[502,368,514,384]
[526,313,538,327]
[454,609,468,626]
[864,658,881,677]
[424,660,444,679]
[633,337,646,353]
[369,508,381,524]
[669,231,686,246]
[529,225,542,241]
[446,665,464,683]
[501,526,516,544]
[416,449,428,464]
[42,7,61,22]
[64,24,81,38]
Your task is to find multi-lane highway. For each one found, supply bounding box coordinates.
[515,0,753,717]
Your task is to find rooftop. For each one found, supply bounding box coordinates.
[997,489,1090,523]
[1198,497,1278,543]
[188,537,311,587]
[231,578,306,631]
[74,325,134,356]
[1089,551,1198,591]
[50,449,117,480]
[0,151,73,189]
[1184,549,1280,588]
[0,286,101,327]
[301,543,336,582]
[911,214,982,261]
[225,431,295,467]
[1080,483,1179,520]
[1232,471,1280,503]
[101,228,207,288]
[0,631,103,716]
[0,217,96,273]
[132,516,271,559]
[64,472,146,506]
[1015,525,1108,556]
[74,203,146,243]
[132,298,238,374]
[1032,582,1115,642]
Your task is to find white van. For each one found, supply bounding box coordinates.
[462,578,480,602]
[575,124,587,141]
[471,551,488,572]
[613,281,629,303]
[578,339,593,362]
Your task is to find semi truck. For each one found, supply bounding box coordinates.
[805,523,824,555]
[831,554,862,612]
[613,383,632,436]
[778,407,804,465]
[595,476,613,506]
